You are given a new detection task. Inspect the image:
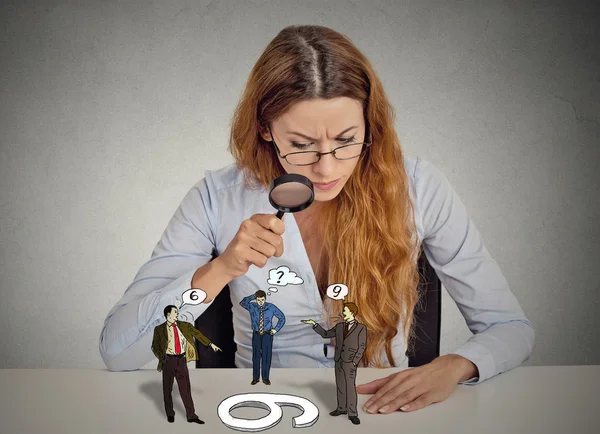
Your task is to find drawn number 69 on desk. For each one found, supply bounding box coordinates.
[217,393,319,431]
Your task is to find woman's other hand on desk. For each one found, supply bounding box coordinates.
[357,354,478,414]
[217,213,286,279]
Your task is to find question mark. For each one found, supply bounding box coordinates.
[332,285,341,297]
[277,270,284,284]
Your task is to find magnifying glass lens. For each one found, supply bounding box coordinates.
[270,183,313,208]
[268,173,314,218]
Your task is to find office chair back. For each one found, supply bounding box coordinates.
[407,249,442,367]
[195,250,441,368]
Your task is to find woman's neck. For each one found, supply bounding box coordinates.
[294,201,324,223]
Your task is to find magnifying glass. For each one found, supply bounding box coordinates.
[268,173,314,219]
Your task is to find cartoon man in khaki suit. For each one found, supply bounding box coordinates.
[302,302,367,425]
[151,305,221,424]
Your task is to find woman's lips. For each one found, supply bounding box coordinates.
[313,178,341,190]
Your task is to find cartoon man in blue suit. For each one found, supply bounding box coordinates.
[240,290,286,385]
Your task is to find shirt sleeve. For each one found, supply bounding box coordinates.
[272,305,286,331]
[99,173,220,371]
[240,295,254,310]
[412,157,535,384]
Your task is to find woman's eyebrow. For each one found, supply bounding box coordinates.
[286,126,358,141]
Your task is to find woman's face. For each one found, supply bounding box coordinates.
[261,97,366,203]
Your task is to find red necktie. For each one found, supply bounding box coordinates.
[171,323,181,354]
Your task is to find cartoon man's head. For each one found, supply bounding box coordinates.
[255,290,267,306]
[342,302,358,322]
[164,305,178,323]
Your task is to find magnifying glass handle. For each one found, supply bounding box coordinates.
[275,210,285,219]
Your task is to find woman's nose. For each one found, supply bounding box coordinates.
[314,151,337,173]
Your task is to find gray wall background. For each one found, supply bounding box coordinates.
[1,0,598,369]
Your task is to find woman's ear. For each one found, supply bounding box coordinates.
[259,122,273,142]
[259,129,272,142]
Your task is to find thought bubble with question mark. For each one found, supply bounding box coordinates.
[326,283,348,300]
[180,288,207,309]
[267,266,303,286]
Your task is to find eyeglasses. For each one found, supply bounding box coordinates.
[269,127,371,166]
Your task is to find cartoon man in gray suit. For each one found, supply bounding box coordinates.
[302,302,367,425]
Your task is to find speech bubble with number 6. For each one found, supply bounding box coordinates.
[326,283,348,300]
[180,288,207,308]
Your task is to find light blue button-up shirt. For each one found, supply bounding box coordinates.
[99,156,534,384]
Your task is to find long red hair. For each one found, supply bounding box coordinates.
[228,25,421,367]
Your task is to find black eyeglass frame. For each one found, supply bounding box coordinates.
[267,124,372,167]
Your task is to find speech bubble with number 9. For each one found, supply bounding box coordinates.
[180,288,207,308]
[325,283,348,300]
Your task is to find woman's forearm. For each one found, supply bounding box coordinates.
[191,257,236,303]
[100,259,232,371]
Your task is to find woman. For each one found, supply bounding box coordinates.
[99,25,534,414]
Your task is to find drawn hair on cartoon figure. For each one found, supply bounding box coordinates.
[343,302,358,316]
[163,305,177,318]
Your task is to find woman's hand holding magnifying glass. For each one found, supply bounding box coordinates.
[214,213,286,280]
[212,173,313,281]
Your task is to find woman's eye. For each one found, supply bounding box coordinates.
[291,135,356,149]
[291,142,312,149]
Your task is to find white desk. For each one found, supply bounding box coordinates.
[0,366,598,433]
